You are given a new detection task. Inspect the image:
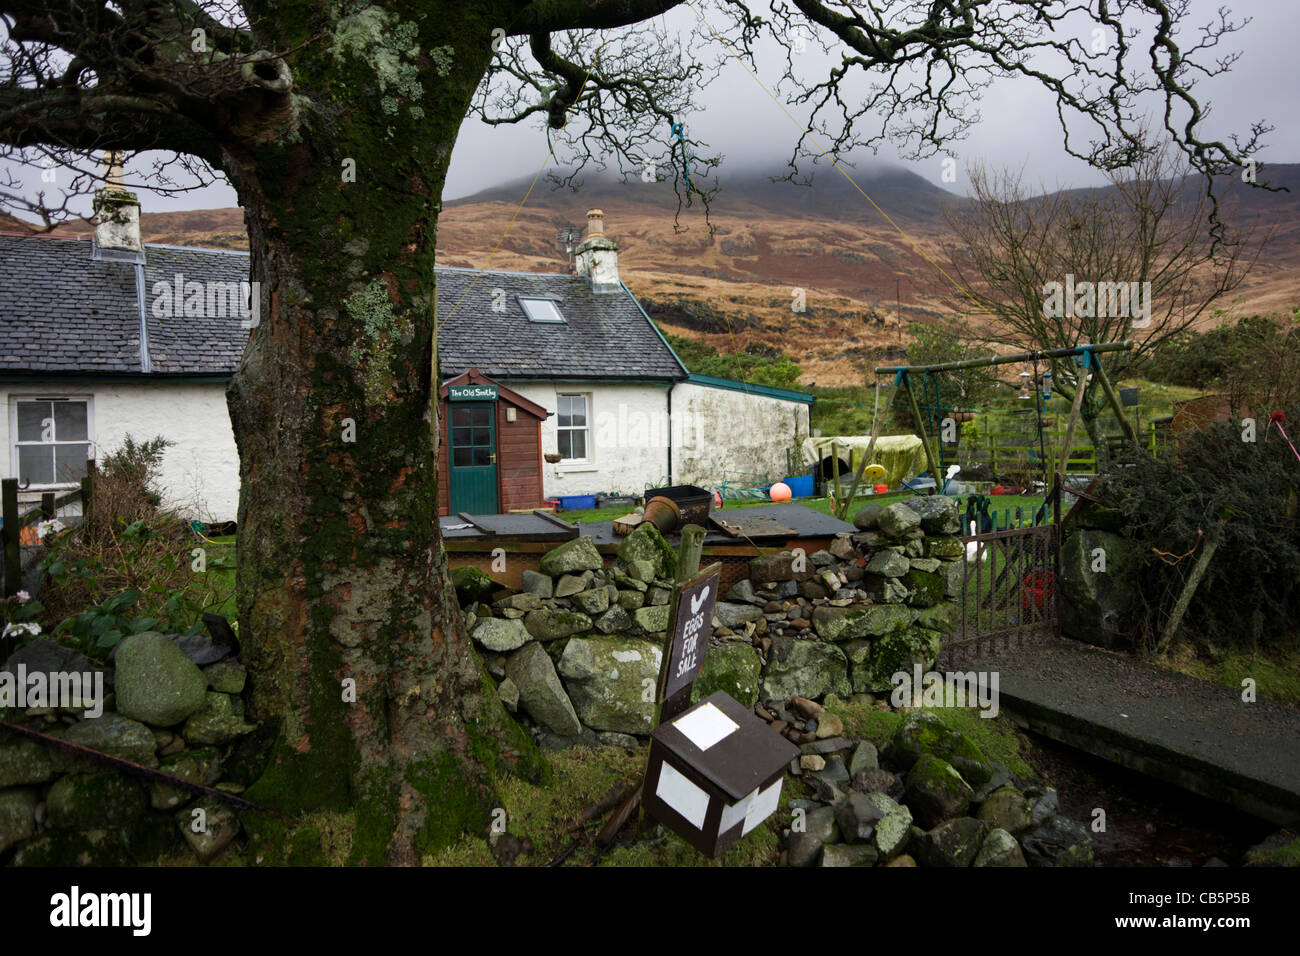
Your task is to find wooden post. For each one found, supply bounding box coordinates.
[831,442,842,506]
[81,460,96,525]
[41,492,55,520]
[2,478,18,597]
[675,524,705,583]
[1057,372,1089,487]
[902,373,941,492]
[1156,522,1224,655]
[1091,359,1138,445]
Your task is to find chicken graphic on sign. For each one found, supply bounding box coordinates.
[661,567,721,711]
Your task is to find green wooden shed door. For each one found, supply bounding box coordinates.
[449,402,498,514]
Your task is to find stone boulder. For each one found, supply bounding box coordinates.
[813,604,911,643]
[181,692,254,746]
[876,503,922,538]
[902,495,962,534]
[505,642,582,736]
[910,817,990,867]
[692,642,762,708]
[539,536,604,577]
[749,552,795,585]
[904,754,974,828]
[884,711,990,784]
[788,805,839,867]
[594,605,632,635]
[852,503,884,530]
[554,571,593,598]
[64,713,158,768]
[572,587,611,616]
[451,566,498,606]
[633,604,671,634]
[151,747,222,810]
[1020,816,1094,867]
[557,637,662,734]
[862,791,912,860]
[857,627,942,692]
[615,522,676,580]
[47,772,146,829]
[472,616,531,652]
[519,569,554,598]
[760,637,850,701]
[114,631,209,727]
[0,737,53,788]
[901,568,945,608]
[0,789,37,855]
[714,601,764,630]
[179,798,241,862]
[973,827,1028,867]
[523,608,593,641]
[976,786,1034,836]
[1061,529,1143,649]
[864,550,910,577]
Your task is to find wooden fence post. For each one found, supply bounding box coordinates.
[675,524,705,583]
[2,478,18,597]
[81,460,96,524]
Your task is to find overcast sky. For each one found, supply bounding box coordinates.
[7,0,1297,217]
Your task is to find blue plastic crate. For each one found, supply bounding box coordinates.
[556,494,597,511]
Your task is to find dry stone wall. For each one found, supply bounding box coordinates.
[0,631,256,865]
[459,497,968,749]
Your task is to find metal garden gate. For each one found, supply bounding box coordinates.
[937,497,1062,669]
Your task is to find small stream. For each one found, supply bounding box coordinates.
[1023,734,1275,866]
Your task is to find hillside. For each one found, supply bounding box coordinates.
[10,162,1298,386]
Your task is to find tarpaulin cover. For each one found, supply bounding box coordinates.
[801,435,925,488]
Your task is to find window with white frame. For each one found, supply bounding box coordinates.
[556,394,589,462]
[12,397,92,487]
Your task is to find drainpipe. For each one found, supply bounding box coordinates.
[135,262,151,373]
[666,384,673,485]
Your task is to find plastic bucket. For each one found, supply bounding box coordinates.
[784,474,814,498]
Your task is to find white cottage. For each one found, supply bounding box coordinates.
[1,195,812,520]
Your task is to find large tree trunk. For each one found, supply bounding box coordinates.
[219,5,544,865]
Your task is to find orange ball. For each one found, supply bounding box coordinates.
[769,481,792,502]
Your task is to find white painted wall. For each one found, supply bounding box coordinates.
[2,381,239,521]
[505,380,673,499]
[671,381,811,488]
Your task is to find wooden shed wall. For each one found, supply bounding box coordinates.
[437,398,544,516]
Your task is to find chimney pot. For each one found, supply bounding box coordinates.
[92,151,142,258]
[586,208,605,237]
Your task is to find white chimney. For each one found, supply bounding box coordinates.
[92,150,142,260]
[575,208,620,292]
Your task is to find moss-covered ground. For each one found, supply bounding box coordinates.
[1160,640,1300,706]
[426,745,779,867]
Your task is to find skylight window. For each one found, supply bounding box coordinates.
[520,297,565,323]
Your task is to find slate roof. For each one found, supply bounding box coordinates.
[0,235,686,383]
[435,267,686,382]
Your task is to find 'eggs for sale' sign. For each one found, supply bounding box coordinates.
[663,566,721,702]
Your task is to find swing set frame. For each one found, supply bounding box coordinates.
[875,340,1138,505]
